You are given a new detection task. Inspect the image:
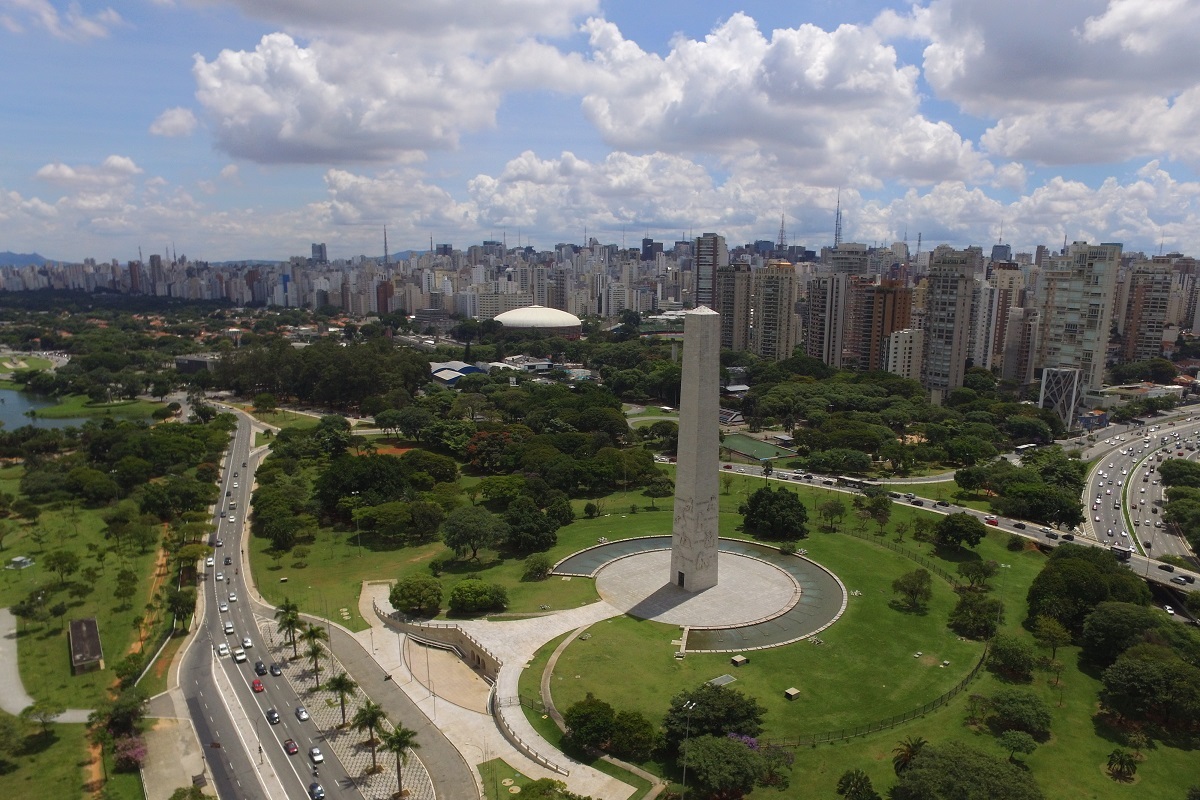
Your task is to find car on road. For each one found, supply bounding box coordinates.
[295,706,310,721]
[1013,522,1026,529]
[234,648,247,663]
[266,708,280,724]
[216,572,224,582]
[205,556,214,567]
[242,461,247,467]
[1045,532,1059,540]
[214,539,223,547]
[935,500,950,507]
[1165,605,1176,616]
[984,515,998,525]
[217,643,230,657]
[309,746,324,763]
[242,637,253,649]
[255,661,268,675]
[219,602,229,613]
[228,591,238,602]
[1158,564,1176,572]
[1062,534,1075,541]
[224,621,235,635]
[233,481,239,488]
[270,663,283,676]
[251,679,264,693]
[283,739,299,755]
[224,556,233,565]
[308,783,325,800]
[910,499,924,506]
[1172,576,1191,585]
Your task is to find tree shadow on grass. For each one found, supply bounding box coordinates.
[887,599,929,616]
[16,729,59,757]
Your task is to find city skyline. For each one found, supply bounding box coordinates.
[4,0,1200,262]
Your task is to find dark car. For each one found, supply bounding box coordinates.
[1045,532,1059,540]
[822,479,835,486]
[242,461,247,467]
[1061,534,1075,541]
[888,491,901,498]
[254,661,268,675]
[935,500,950,507]
[270,663,283,676]
[266,709,281,724]
[308,783,325,800]
[910,499,925,507]
[1158,564,1176,572]
[283,739,299,755]
[224,556,233,565]
[1012,522,1027,529]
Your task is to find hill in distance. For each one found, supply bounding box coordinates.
[0,251,48,267]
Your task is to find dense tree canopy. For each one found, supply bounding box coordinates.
[738,486,809,541]
[890,742,1045,800]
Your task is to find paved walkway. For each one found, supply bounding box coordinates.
[364,583,637,799]
[0,607,92,722]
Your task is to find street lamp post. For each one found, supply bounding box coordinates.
[680,701,697,798]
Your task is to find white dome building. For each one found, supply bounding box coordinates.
[493,305,583,339]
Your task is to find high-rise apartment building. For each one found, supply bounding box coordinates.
[922,247,978,404]
[752,260,801,361]
[1034,241,1121,394]
[885,328,924,381]
[1001,307,1040,386]
[844,278,912,371]
[693,233,728,307]
[714,263,752,351]
[1122,260,1173,362]
[802,272,852,367]
[987,263,1025,371]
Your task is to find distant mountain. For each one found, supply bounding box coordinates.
[0,251,48,267]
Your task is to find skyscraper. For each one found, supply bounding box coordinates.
[715,263,752,351]
[1122,260,1173,363]
[693,233,728,308]
[845,278,912,372]
[922,247,978,404]
[752,260,801,362]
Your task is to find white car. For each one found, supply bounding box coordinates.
[233,481,239,488]
[206,556,215,567]
[217,643,230,657]
[309,746,323,763]
[219,602,229,612]
[216,572,224,582]
[242,637,253,649]
[228,591,238,602]
[1165,605,1175,616]
[233,648,247,662]
[228,516,236,524]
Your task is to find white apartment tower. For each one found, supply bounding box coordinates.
[1034,241,1121,393]
[922,247,978,404]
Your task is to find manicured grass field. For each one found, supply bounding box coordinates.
[25,394,162,420]
[0,467,166,710]
[622,405,676,419]
[721,432,797,460]
[238,406,321,430]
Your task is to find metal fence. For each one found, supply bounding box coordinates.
[840,527,962,587]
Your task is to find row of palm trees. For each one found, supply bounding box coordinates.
[274,597,421,797]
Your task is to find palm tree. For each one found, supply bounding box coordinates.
[892,736,928,775]
[351,700,388,773]
[300,623,328,687]
[1107,748,1137,780]
[274,598,301,658]
[324,671,358,728]
[380,726,420,797]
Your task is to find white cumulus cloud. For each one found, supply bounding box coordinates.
[149,107,198,137]
[0,0,122,40]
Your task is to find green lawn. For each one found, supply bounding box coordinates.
[0,355,52,371]
[622,405,676,419]
[24,394,162,420]
[0,721,92,798]
[0,468,166,710]
[232,404,321,431]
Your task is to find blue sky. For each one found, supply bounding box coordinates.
[3,0,1200,262]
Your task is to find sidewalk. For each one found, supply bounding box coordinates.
[0,607,92,722]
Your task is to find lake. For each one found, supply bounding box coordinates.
[0,388,88,430]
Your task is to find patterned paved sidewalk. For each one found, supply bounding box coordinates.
[257,616,435,800]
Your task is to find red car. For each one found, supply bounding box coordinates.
[984,515,998,526]
[283,739,299,755]
[252,679,265,693]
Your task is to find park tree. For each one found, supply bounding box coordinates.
[1107,748,1137,781]
[642,476,675,509]
[563,693,615,750]
[892,736,928,775]
[43,549,80,585]
[949,592,1004,640]
[891,569,933,611]
[891,741,1044,800]
[836,768,882,800]
[441,505,508,560]
[997,730,1037,762]
[1080,602,1162,667]
[956,559,999,589]
[22,700,65,734]
[253,393,278,413]
[934,512,987,549]
[662,683,766,751]
[447,579,507,614]
[522,554,553,581]
[739,486,808,540]
[988,634,1036,682]
[817,497,847,532]
[390,576,443,616]
[989,688,1052,737]
[351,699,388,773]
[678,735,764,799]
[504,495,558,554]
[609,710,658,761]
[380,725,420,799]
[1025,545,1150,633]
[1031,615,1072,661]
[324,672,358,728]
[1100,643,1200,727]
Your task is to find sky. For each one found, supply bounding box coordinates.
[4,0,1200,263]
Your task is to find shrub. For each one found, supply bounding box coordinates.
[390,575,443,616]
[448,579,508,614]
[522,554,553,581]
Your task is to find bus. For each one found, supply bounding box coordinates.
[1014,443,1039,454]
[837,476,879,492]
[1110,545,1133,561]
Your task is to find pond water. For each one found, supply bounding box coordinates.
[0,388,89,430]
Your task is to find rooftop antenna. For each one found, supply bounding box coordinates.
[1159,231,1165,256]
[138,246,143,263]
[777,213,787,250]
[172,242,177,264]
[1062,233,1068,254]
[915,232,922,262]
[834,189,843,248]
[383,225,389,266]
[430,234,434,255]
[998,221,1004,244]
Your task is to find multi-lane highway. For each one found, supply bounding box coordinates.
[178,413,357,800]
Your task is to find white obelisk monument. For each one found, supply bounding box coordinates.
[670,305,720,592]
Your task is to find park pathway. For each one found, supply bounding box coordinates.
[0,607,92,722]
